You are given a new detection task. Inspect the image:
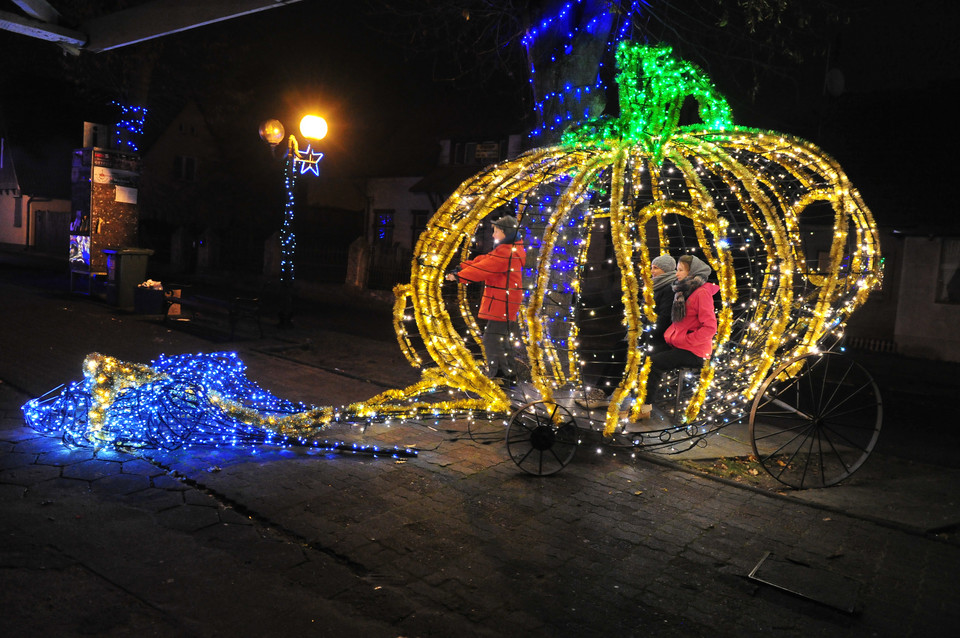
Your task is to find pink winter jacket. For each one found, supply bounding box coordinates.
[664,282,720,358]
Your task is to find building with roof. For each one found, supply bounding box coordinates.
[0,136,72,253]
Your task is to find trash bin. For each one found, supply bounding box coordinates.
[103,248,155,309]
[163,283,189,316]
[134,286,165,314]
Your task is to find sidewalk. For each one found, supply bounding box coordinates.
[668,424,960,538]
[2,249,959,636]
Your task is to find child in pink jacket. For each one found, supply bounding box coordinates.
[636,254,719,420]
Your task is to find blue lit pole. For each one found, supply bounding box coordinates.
[279,133,300,283]
[259,115,327,325]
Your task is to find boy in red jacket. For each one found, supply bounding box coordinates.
[446,215,526,383]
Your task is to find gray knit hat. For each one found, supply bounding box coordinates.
[492,215,518,231]
[686,255,712,280]
[651,254,676,272]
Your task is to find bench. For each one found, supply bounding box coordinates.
[165,293,263,340]
[672,367,699,415]
[648,367,701,420]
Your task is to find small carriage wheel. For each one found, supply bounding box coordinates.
[506,400,581,476]
[749,352,882,489]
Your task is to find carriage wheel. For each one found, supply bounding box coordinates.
[506,400,581,476]
[749,352,882,489]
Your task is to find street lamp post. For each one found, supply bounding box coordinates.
[259,114,327,325]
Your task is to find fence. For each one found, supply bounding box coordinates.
[845,336,899,353]
[368,244,411,290]
[297,245,351,283]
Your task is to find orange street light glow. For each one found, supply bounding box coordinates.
[299,115,328,140]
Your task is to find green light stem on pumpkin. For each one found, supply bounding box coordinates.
[562,42,733,159]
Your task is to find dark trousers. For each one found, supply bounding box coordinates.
[646,347,703,402]
[593,336,669,396]
[483,320,517,378]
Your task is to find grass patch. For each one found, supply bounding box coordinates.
[677,455,789,491]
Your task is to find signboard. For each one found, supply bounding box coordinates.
[475,142,500,160]
[82,122,110,149]
[69,235,90,267]
[93,166,139,188]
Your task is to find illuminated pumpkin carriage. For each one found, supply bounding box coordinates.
[384,43,883,487]
[20,43,882,487]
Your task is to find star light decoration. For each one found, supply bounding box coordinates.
[23,42,881,456]
[295,145,324,176]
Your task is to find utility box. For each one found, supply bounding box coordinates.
[69,148,140,295]
[103,248,154,309]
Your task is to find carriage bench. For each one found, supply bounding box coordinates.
[165,293,263,340]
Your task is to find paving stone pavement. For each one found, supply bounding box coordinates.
[2,252,959,636]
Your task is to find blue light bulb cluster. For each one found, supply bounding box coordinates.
[281,162,298,282]
[21,351,417,460]
[523,0,646,139]
[112,102,147,152]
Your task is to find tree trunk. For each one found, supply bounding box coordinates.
[524,0,621,146]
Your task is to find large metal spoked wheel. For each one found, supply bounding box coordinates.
[749,352,882,489]
[506,400,581,476]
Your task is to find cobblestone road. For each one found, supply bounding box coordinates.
[2,256,958,636]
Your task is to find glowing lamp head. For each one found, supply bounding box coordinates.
[259,119,285,146]
[299,115,328,140]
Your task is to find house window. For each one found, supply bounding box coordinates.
[465,142,477,164]
[412,209,430,245]
[13,197,22,227]
[374,209,394,244]
[936,238,960,304]
[454,142,481,165]
[174,155,197,181]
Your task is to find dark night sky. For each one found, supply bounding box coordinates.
[1,1,525,184]
[2,0,958,227]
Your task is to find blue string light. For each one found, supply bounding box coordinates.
[279,141,325,282]
[523,1,648,140]
[112,102,147,152]
[21,352,417,459]
[281,149,298,282]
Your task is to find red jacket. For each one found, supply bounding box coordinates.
[664,282,719,358]
[456,240,526,321]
